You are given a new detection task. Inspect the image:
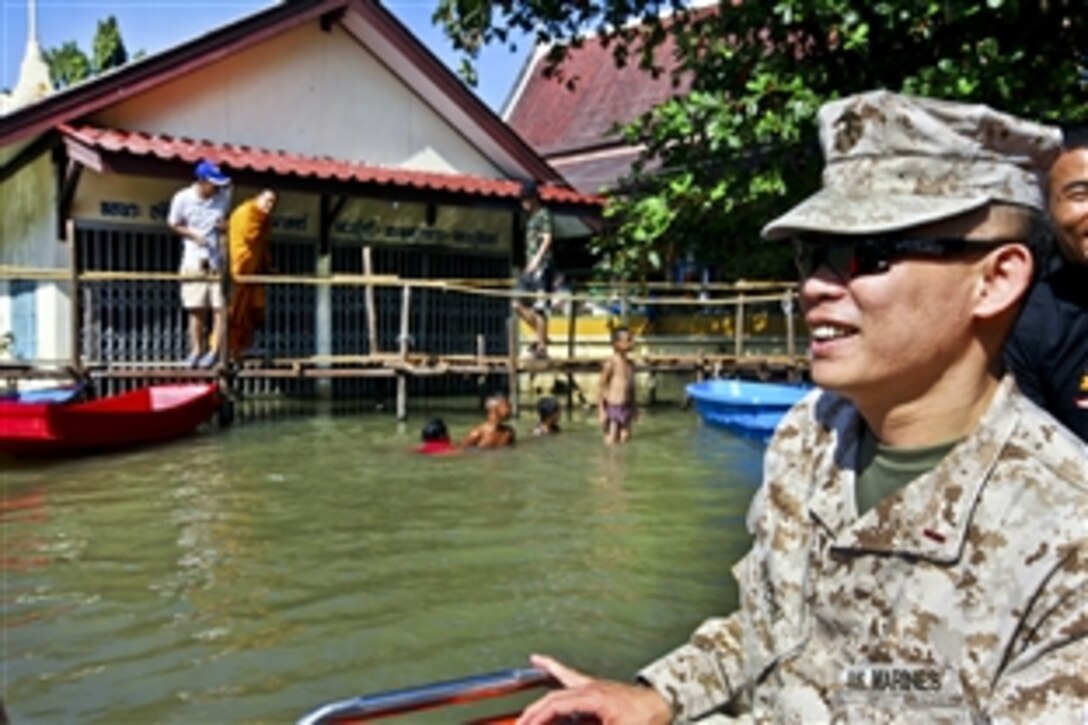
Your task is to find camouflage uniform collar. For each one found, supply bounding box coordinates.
[827,376,1020,562]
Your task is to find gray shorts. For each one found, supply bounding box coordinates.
[516,269,554,313]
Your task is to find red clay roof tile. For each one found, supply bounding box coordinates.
[58,124,602,207]
[507,30,692,157]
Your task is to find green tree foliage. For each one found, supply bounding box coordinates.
[438,0,1087,281]
[92,16,128,74]
[434,0,688,86]
[45,15,131,90]
[44,41,91,89]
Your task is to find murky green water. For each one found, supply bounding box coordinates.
[2,406,764,722]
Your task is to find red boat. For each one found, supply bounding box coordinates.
[0,383,220,455]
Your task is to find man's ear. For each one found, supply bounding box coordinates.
[973,243,1034,320]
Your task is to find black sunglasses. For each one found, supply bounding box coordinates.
[792,235,1006,280]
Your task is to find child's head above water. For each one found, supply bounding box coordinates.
[534,396,561,434]
[485,393,512,421]
[537,396,560,424]
[611,326,633,352]
[421,418,450,443]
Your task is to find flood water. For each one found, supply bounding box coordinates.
[2,405,765,722]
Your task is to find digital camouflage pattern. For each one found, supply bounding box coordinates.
[639,377,1087,722]
[762,90,1063,240]
[525,206,554,274]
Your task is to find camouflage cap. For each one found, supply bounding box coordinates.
[761,90,1063,240]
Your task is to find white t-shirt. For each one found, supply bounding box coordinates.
[168,184,231,271]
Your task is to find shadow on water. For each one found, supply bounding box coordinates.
[2,403,765,722]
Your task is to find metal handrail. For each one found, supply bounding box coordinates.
[298,666,554,724]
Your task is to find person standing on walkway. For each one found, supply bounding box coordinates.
[1005,140,1088,441]
[513,182,555,359]
[517,91,1086,724]
[168,159,231,368]
[227,188,278,363]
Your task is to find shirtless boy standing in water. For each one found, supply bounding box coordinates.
[598,327,636,444]
[462,394,516,449]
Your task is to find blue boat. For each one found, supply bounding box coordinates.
[0,383,86,405]
[686,379,813,443]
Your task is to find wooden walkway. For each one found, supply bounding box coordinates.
[2,263,808,418]
[4,351,806,380]
[2,351,807,419]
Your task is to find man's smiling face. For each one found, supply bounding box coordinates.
[1048,147,1088,265]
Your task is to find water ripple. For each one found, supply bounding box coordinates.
[2,408,761,721]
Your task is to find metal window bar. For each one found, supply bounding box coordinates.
[72,223,514,404]
[326,243,511,402]
[77,224,316,397]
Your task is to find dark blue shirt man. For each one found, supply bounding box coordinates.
[1005,142,1088,442]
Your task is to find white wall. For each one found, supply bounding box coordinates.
[0,153,71,363]
[0,153,62,268]
[35,280,69,363]
[92,23,502,178]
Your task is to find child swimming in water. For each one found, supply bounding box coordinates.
[533,396,561,436]
[462,394,516,449]
[416,417,457,455]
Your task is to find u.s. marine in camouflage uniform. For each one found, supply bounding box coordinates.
[638,377,1086,722]
[516,91,1087,724]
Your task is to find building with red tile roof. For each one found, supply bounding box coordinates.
[503,6,708,195]
[0,0,601,365]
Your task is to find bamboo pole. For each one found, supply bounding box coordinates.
[396,285,412,421]
[66,219,82,377]
[507,315,519,417]
[3,267,797,307]
[0,264,799,294]
[0,266,68,281]
[476,333,487,408]
[315,250,333,401]
[566,293,576,415]
[394,278,797,292]
[734,291,745,359]
[0,266,800,294]
[219,257,231,373]
[362,247,380,355]
[785,289,796,362]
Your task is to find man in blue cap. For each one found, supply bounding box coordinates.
[168,159,231,368]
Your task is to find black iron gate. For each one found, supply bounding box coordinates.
[75,222,316,396]
[74,223,510,402]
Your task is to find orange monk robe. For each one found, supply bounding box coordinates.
[227,198,273,360]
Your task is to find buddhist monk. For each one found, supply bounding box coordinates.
[227,189,277,362]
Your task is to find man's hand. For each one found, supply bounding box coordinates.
[184,229,206,247]
[169,225,206,247]
[516,654,673,725]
